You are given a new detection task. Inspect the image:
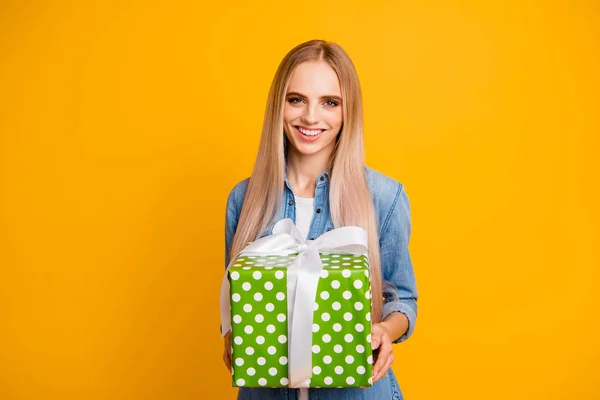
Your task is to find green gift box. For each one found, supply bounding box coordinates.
[229,252,373,388]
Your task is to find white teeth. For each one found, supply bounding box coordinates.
[297,127,323,136]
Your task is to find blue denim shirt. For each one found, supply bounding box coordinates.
[224,165,417,399]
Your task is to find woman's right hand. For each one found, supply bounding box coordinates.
[223,330,232,374]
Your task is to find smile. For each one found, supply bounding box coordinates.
[296,126,325,136]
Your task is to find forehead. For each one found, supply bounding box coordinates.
[287,61,341,96]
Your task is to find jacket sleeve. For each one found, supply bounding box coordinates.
[379,183,418,344]
[225,185,239,269]
[221,185,239,335]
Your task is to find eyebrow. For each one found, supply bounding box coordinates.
[285,91,342,102]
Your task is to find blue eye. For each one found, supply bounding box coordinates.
[287,97,339,107]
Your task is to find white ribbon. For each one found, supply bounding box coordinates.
[219,218,369,388]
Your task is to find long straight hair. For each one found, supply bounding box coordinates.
[229,40,383,323]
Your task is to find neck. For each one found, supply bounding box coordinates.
[286,147,331,197]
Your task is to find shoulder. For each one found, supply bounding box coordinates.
[364,165,410,236]
[364,165,404,195]
[226,177,250,217]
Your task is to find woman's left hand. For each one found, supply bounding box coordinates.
[371,322,394,384]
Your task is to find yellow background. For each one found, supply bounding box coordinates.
[1,1,599,399]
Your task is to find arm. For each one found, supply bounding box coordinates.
[372,183,418,382]
[222,186,239,373]
[379,311,409,343]
[379,182,418,343]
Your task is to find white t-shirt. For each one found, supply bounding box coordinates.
[293,194,314,400]
[294,195,314,240]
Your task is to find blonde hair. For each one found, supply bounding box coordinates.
[229,39,383,323]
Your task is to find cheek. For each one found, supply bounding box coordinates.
[328,112,343,129]
[283,106,300,124]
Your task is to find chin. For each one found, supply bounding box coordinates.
[297,144,329,156]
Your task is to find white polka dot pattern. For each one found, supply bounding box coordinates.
[229,253,372,388]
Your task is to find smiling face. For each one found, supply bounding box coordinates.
[283,60,343,158]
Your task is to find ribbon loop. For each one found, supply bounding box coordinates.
[219,218,368,388]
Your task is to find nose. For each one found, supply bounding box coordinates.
[301,103,319,125]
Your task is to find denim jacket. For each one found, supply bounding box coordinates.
[224,165,418,399]
[225,165,418,342]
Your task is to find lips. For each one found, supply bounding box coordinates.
[296,126,325,135]
[294,126,324,142]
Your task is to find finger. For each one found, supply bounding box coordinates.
[223,350,231,371]
[373,345,391,376]
[371,334,381,351]
[371,337,381,350]
[374,353,395,383]
[372,351,389,384]
[223,343,232,373]
[373,352,393,384]
[372,337,393,383]
[371,330,383,364]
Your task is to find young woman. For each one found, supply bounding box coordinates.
[222,39,418,400]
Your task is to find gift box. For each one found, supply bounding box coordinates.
[227,246,373,388]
